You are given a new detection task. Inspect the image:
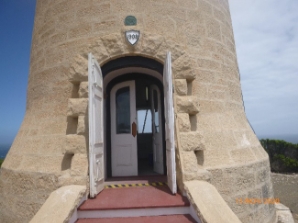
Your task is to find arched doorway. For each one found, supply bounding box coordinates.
[88,53,176,197]
[106,73,165,177]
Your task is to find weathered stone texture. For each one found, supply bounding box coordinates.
[0,0,276,222]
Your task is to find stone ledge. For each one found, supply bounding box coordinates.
[275,203,295,223]
[65,135,87,154]
[30,185,87,223]
[172,55,197,80]
[68,55,88,82]
[67,98,88,116]
[184,180,242,223]
[176,96,200,114]
[180,132,205,151]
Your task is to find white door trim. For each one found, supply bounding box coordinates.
[88,53,105,198]
[163,52,177,194]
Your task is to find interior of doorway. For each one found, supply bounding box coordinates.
[106,73,166,178]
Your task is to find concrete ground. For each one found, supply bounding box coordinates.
[271,173,298,223]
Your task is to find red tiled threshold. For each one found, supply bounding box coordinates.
[76,214,197,223]
[79,186,189,210]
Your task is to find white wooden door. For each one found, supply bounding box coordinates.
[110,81,138,176]
[163,52,177,194]
[150,85,164,174]
[88,53,104,198]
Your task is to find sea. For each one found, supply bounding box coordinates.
[0,134,297,159]
[0,145,10,159]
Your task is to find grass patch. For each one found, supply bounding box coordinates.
[0,158,4,167]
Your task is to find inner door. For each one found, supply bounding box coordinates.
[110,81,138,176]
[150,85,164,174]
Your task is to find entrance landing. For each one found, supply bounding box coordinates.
[76,185,199,222]
[79,185,189,210]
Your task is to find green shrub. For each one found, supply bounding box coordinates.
[274,154,298,168]
[0,158,4,167]
[261,139,298,173]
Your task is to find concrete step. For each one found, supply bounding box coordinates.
[76,214,197,223]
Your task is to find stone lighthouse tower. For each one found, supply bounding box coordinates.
[0,0,283,222]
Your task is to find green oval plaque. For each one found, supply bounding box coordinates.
[124,15,137,26]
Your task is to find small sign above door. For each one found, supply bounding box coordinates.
[125,30,140,45]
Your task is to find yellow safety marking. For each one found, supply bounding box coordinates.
[105,182,167,189]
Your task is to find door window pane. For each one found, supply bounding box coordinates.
[137,110,152,133]
[116,87,130,134]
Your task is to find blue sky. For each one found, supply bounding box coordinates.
[0,0,36,146]
[0,0,297,147]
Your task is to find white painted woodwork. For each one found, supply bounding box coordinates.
[163,52,177,194]
[88,53,104,198]
[110,81,138,176]
[150,85,164,174]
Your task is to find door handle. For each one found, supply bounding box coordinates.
[132,122,137,137]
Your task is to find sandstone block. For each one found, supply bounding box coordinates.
[177,113,190,132]
[79,82,88,98]
[77,116,87,135]
[89,39,110,63]
[197,168,212,181]
[140,33,164,56]
[70,154,88,176]
[184,180,242,223]
[30,185,87,223]
[155,38,185,62]
[172,55,197,80]
[68,55,88,82]
[67,98,88,117]
[180,132,205,151]
[230,148,256,164]
[65,135,87,154]
[101,33,124,57]
[176,96,199,114]
[275,202,295,223]
[181,151,198,181]
[197,58,221,71]
[68,23,92,39]
[175,79,187,96]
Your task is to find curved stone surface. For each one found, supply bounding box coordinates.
[0,0,276,222]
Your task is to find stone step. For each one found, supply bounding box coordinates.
[76,214,197,223]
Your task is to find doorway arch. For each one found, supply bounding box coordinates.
[102,56,166,178]
[88,52,176,196]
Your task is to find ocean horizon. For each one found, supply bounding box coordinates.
[0,134,297,159]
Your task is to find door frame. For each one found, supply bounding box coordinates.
[96,55,177,194]
[105,73,166,178]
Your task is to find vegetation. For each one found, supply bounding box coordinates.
[261,139,298,173]
[0,158,4,167]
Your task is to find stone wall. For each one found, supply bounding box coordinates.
[0,0,276,222]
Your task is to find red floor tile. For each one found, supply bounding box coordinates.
[79,186,189,210]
